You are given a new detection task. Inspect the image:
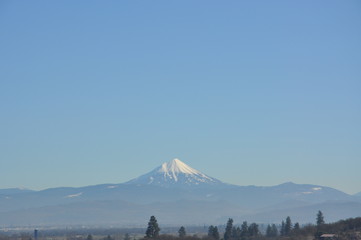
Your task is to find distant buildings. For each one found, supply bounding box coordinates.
[320,234,337,240]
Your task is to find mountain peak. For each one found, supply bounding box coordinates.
[159,159,201,177]
[126,158,224,188]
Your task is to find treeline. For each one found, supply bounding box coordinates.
[144,211,361,240]
[1,212,361,240]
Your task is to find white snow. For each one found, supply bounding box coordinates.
[312,187,322,191]
[65,192,83,198]
[158,158,214,182]
[107,186,118,189]
[159,159,200,175]
[126,158,222,187]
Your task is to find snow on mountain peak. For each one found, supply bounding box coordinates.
[126,158,224,187]
[159,159,200,177]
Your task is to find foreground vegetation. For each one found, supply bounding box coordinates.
[141,211,361,240]
[1,211,360,240]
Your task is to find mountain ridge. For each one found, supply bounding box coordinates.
[0,158,360,226]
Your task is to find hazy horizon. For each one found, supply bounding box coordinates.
[2,158,360,195]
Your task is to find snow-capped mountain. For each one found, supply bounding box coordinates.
[1,158,361,227]
[126,158,225,187]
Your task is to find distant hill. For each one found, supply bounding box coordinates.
[354,192,361,197]
[0,188,34,195]
[1,159,360,227]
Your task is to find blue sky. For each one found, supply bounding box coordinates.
[1,1,360,194]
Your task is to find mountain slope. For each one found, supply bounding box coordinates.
[0,188,34,195]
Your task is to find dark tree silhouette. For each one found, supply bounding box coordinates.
[208,226,220,240]
[248,223,259,237]
[266,224,278,237]
[123,234,130,240]
[178,226,186,238]
[285,216,292,235]
[317,210,325,226]
[280,220,285,236]
[224,218,233,240]
[145,216,160,238]
[240,221,248,240]
[315,211,325,240]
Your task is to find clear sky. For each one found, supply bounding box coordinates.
[1,1,360,194]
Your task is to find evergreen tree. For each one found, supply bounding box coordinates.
[280,221,285,236]
[266,225,272,237]
[240,221,248,239]
[104,235,112,240]
[208,226,215,238]
[145,216,160,238]
[271,224,278,237]
[248,223,259,237]
[213,226,220,240]
[86,235,93,240]
[317,210,325,226]
[208,226,220,240]
[224,218,234,240]
[285,216,292,235]
[178,226,186,238]
[294,223,300,231]
[315,211,325,240]
[232,227,241,240]
[294,223,300,230]
[266,224,278,237]
[124,234,131,240]
[212,226,220,240]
